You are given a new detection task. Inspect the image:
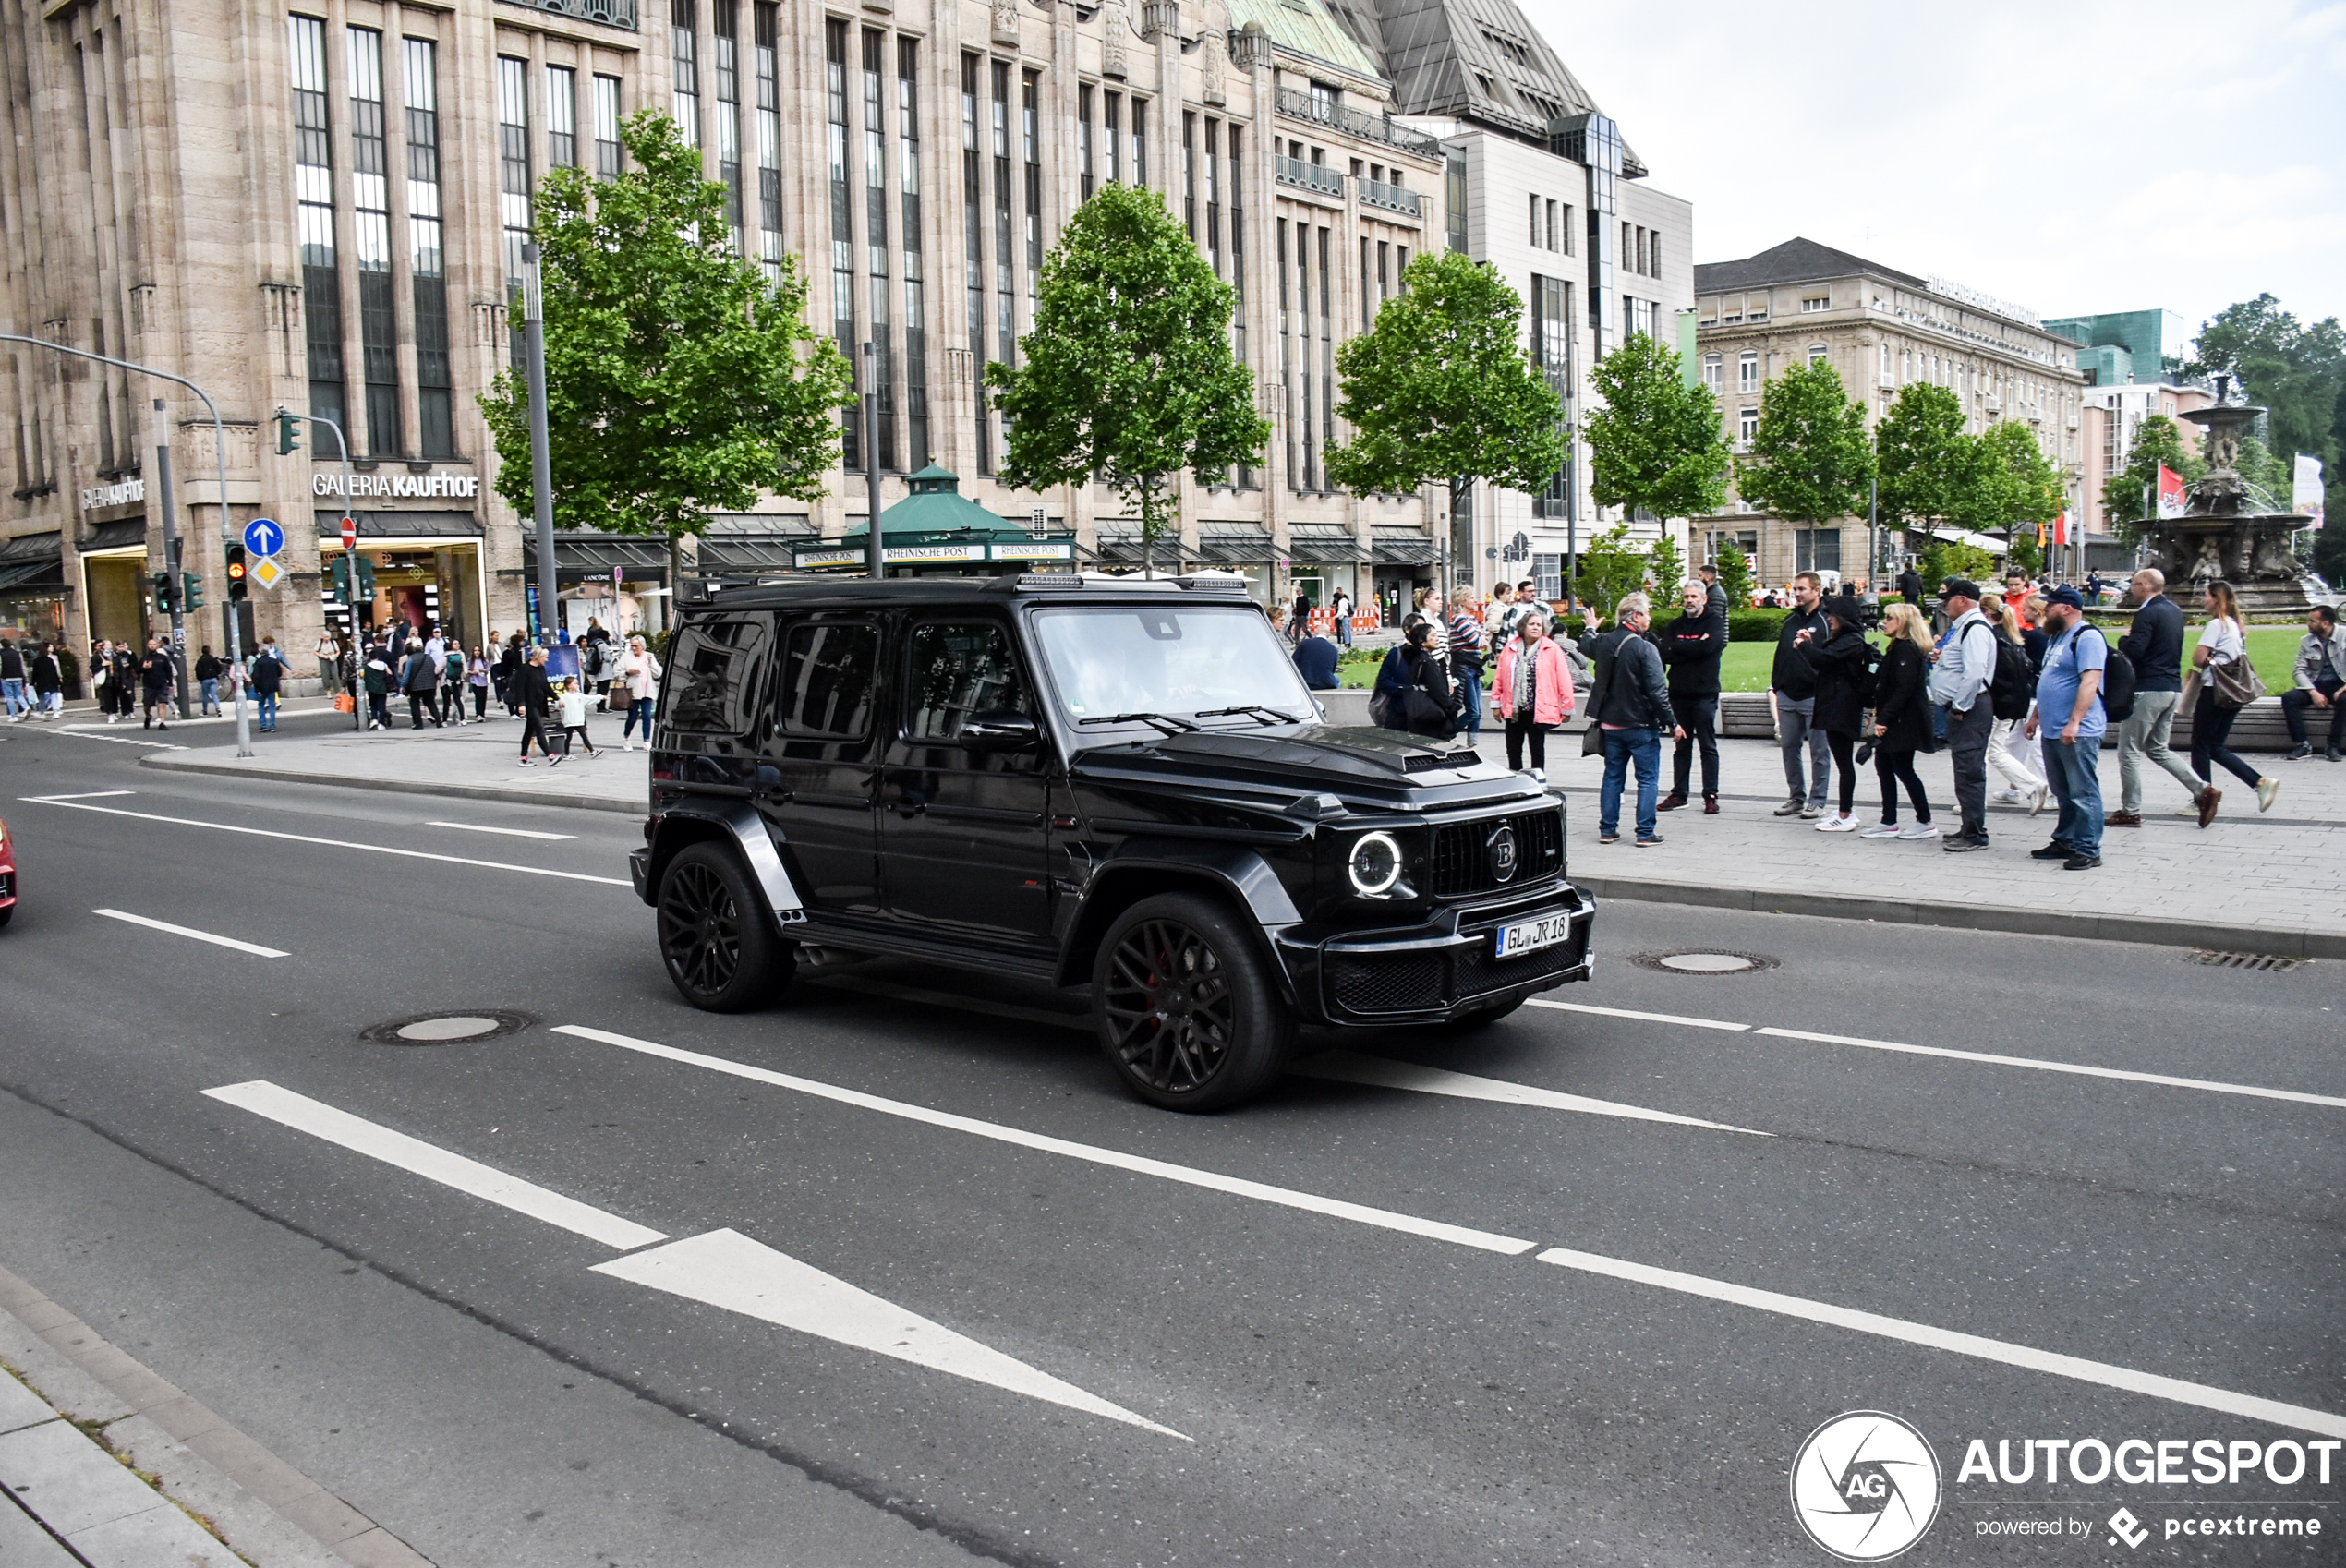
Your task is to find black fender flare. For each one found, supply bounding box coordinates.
[645,802,806,924]
[1058,838,1303,994]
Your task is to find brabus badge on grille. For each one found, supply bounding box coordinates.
[1488,825,1518,883]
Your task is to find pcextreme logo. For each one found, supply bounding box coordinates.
[1791,1411,1944,1562]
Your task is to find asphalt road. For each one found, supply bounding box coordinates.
[3,714,2341,1567]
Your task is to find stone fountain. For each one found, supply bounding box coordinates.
[2127,385,2321,616]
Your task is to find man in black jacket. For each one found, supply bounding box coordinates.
[1585,593,1683,846]
[138,636,177,730]
[1768,571,1832,817]
[400,643,443,729]
[2109,566,2198,826]
[513,647,557,765]
[1657,581,1727,813]
[1897,564,1924,605]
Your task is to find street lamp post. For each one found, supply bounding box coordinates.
[151,399,191,718]
[522,243,558,643]
[0,334,251,757]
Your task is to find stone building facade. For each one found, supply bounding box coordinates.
[1689,237,2087,592]
[1,0,1469,668]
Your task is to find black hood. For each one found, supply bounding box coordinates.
[1070,721,1529,805]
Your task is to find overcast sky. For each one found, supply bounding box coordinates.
[1520,0,2346,352]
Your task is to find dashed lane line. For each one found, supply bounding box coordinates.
[42,729,185,749]
[427,821,576,841]
[92,909,289,959]
[19,795,630,887]
[1528,999,1753,1031]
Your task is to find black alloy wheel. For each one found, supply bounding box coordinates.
[1093,892,1292,1111]
[656,842,788,1012]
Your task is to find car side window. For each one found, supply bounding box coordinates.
[903,621,1031,749]
[777,620,879,738]
[662,616,770,735]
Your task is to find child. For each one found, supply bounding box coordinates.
[553,677,599,763]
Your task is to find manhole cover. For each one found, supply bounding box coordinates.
[1630,951,1779,976]
[359,1010,536,1044]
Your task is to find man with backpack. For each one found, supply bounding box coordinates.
[2023,586,2107,870]
[1927,579,2000,850]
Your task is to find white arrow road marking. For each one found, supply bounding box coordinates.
[593,1229,1188,1441]
[93,909,289,958]
[201,1080,667,1249]
[200,1080,1183,1438]
[1291,1050,1771,1135]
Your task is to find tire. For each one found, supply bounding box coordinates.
[1092,892,1294,1112]
[656,842,790,1012]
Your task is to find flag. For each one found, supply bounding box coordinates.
[2052,511,2068,548]
[2296,453,2327,531]
[2156,464,2188,520]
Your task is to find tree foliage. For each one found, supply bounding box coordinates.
[1645,531,1685,603]
[1873,384,1978,533]
[1970,419,2065,533]
[2100,414,2204,545]
[1735,359,1873,525]
[1573,522,1648,618]
[2189,293,2346,580]
[1712,537,1753,609]
[478,111,852,555]
[1585,333,1730,522]
[1327,250,1564,533]
[987,184,1265,574]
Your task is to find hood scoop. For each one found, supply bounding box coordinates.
[1403,749,1482,773]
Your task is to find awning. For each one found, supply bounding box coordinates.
[1917,526,2008,553]
[314,510,482,540]
[1371,528,1438,566]
[0,532,64,591]
[700,513,816,573]
[1286,525,1366,563]
[521,531,673,580]
[1196,523,1274,564]
[79,518,147,553]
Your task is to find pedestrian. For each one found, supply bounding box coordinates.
[1927,577,1999,851]
[441,641,469,725]
[1656,580,1725,814]
[109,640,139,722]
[1785,594,1871,832]
[1446,587,1487,740]
[1859,602,1938,839]
[617,634,661,748]
[1896,561,1924,606]
[249,634,287,730]
[514,646,557,765]
[2022,586,2108,870]
[2019,593,2050,671]
[1291,623,1339,690]
[2106,567,2196,827]
[2184,579,2279,824]
[194,645,223,716]
[314,627,341,693]
[497,633,525,716]
[1289,588,1311,645]
[31,641,64,717]
[1766,571,1832,818]
[1,637,26,721]
[554,676,601,760]
[1492,608,1573,774]
[2279,603,2345,762]
[361,642,393,729]
[1330,585,1352,646]
[400,639,443,729]
[386,617,409,669]
[468,645,492,720]
[1977,592,2049,813]
[139,635,176,730]
[1397,621,1460,740]
[1584,594,1679,846]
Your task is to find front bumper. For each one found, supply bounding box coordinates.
[1270,881,1596,1026]
[627,846,652,902]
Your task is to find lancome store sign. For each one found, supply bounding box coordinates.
[313,472,480,501]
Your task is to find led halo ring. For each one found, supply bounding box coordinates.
[1348,830,1405,897]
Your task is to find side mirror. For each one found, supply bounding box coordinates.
[961,711,1042,753]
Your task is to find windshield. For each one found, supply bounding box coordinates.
[1032,605,1315,730]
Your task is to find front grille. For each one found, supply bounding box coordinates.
[1453,923,1586,999]
[1428,807,1564,899]
[1328,952,1445,1014]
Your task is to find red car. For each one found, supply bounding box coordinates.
[0,813,14,928]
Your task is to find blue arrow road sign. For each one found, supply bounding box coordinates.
[243,516,284,558]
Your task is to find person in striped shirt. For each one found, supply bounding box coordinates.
[1447,588,1488,741]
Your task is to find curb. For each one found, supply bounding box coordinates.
[0,1260,433,1567]
[1576,873,2346,959]
[139,752,645,815]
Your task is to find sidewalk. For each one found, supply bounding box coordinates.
[1,1261,429,1567]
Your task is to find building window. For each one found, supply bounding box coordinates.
[754,7,780,274]
[1204,116,1223,284]
[1808,344,1828,366]
[1701,352,1722,391]
[1227,126,1247,443]
[1279,219,1297,484]
[714,3,741,249]
[289,18,343,434]
[1737,350,1759,393]
[345,27,399,456]
[899,37,925,470]
[1532,553,1562,600]
[1103,90,1120,185]
[547,65,576,170]
[862,29,892,470]
[1531,275,1571,517]
[1747,291,1768,322]
[1796,527,1841,573]
[1445,151,1467,252]
[593,74,623,177]
[826,20,856,467]
[962,54,987,472]
[1130,96,1147,188]
[993,60,1014,445]
[1078,84,1094,201]
[1023,69,1042,314]
[1183,110,1197,238]
[1318,225,1333,484]
[671,0,699,147]
[1528,193,1541,249]
[405,37,453,458]
[497,54,531,308]
[1801,294,1828,313]
[1738,406,1758,445]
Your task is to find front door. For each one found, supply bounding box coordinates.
[761,614,884,915]
[878,619,1054,942]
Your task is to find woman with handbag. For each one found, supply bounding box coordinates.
[1493,609,1574,773]
[2185,579,2278,823]
[1859,603,1939,839]
[1397,621,1461,740]
[616,634,662,750]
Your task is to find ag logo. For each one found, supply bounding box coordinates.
[1790,1411,1941,1561]
[1487,825,1518,883]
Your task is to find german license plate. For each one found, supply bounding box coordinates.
[1494,913,1573,959]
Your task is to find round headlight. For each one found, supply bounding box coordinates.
[1348,831,1403,896]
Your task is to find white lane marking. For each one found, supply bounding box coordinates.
[201,1080,666,1250]
[427,821,576,841]
[92,909,289,958]
[1535,1247,2346,1441]
[553,1025,1538,1256]
[28,790,139,800]
[1753,1027,2346,1112]
[1292,1049,1771,1136]
[44,730,185,750]
[1527,998,1752,1032]
[20,798,629,887]
[594,1229,1189,1441]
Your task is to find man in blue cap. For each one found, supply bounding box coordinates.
[2023,585,2107,870]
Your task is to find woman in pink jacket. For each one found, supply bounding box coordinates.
[1491,609,1575,772]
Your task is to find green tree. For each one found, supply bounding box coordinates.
[2007,532,2042,575]
[2101,414,2205,544]
[1327,250,1564,570]
[1735,359,1874,525]
[478,111,852,578]
[1712,537,1753,610]
[1874,384,1981,535]
[2188,294,2346,579]
[1970,419,2065,537]
[986,184,1265,575]
[1914,538,1996,591]
[1645,530,1685,603]
[1574,522,1647,619]
[1585,333,1730,522]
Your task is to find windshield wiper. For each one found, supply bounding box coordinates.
[1073,711,1200,735]
[1193,704,1306,725]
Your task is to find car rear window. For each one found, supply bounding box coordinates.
[661,616,771,734]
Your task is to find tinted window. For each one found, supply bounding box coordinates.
[903,621,1031,743]
[662,616,771,734]
[778,620,878,737]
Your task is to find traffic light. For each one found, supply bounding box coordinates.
[330,553,375,604]
[225,544,248,602]
[181,572,204,611]
[274,408,301,455]
[151,571,175,615]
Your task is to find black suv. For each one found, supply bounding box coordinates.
[631,573,1595,1109]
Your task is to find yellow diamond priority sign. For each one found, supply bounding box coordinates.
[250,557,284,591]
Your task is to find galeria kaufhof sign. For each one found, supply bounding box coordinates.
[312,472,480,500]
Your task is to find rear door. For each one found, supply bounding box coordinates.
[761,613,885,915]
[659,613,772,794]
